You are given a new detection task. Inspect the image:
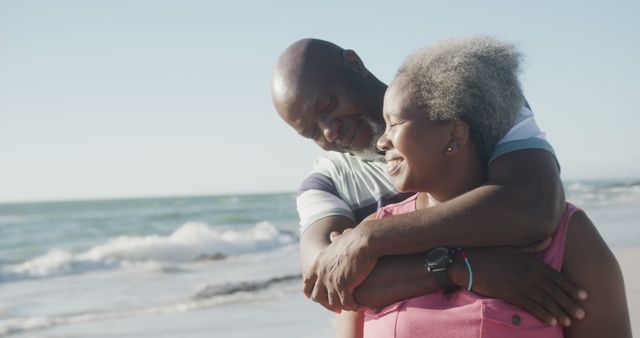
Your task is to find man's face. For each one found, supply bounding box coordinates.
[277,70,385,159]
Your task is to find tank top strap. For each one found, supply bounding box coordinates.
[540,202,582,271]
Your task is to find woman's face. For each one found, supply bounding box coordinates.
[377,77,452,192]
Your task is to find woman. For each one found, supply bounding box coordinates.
[338,37,631,337]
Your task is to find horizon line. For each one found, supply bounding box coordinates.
[0,190,298,206]
[2,176,639,206]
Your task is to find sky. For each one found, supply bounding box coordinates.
[1,0,639,203]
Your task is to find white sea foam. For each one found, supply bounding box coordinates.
[566,181,640,206]
[0,221,295,282]
[0,276,301,336]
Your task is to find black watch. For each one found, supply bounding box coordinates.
[425,247,457,294]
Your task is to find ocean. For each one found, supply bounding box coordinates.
[1,180,639,337]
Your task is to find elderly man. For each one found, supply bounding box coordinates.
[271,38,587,328]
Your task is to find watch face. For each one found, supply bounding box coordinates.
[432,254,447,266]
[427,247,450,270]
[425,247,456,294]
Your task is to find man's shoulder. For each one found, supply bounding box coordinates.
[302,151,395,206]
[296,151,401,232]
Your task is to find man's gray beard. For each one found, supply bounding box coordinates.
[345,117,385,161]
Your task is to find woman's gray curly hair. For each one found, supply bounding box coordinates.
[396,36,524,163]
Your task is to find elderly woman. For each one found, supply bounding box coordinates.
[337,37,631,337]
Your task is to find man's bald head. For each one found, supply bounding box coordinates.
[271,38,385,158]
[272,39,367,113]
[273,39,343,106]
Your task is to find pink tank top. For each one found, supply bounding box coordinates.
[363,194,580,338]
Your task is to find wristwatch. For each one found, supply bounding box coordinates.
[425,247,457,294]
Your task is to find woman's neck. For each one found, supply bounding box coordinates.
[416,153,486,209]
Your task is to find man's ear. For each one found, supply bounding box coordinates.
[444,120,470,155]
[343,49,368,77]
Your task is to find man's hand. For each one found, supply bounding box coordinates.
[452,246,588,327]
[303,227,377,312]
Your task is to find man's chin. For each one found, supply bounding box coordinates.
[339,118,384,160]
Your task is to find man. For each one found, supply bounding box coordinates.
[271,38,587,328]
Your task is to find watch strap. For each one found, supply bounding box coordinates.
[431,268,456,294]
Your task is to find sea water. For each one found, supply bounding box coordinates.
[0,181,638,337]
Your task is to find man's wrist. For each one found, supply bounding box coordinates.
[356,222,380,259]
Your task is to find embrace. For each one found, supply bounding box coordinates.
[271,37,631,337]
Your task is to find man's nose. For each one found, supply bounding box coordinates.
[318,118,340,143]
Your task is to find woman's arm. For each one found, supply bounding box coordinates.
[562,211,631,337]
[354,245,586,326]
[336,311,363,338]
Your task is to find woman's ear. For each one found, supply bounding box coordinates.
[444,120,469,155]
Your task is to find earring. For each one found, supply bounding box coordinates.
[446,142,459,152]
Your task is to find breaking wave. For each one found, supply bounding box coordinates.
[0,221,295,282]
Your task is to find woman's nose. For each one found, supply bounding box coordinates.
[377,130,391,152]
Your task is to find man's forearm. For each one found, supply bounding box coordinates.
[364,185,544,255]
[300,215,356,275]
[363,150,565,257]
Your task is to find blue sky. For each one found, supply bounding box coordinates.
[1,0,638,203]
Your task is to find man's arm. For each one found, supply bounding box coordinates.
[305,150,563,306]
[299,215,355,276]
[302,217,585,326]
[304,149,587,325]
[364,149,565,255]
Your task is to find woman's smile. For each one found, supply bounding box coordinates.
[385,156,404,176]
